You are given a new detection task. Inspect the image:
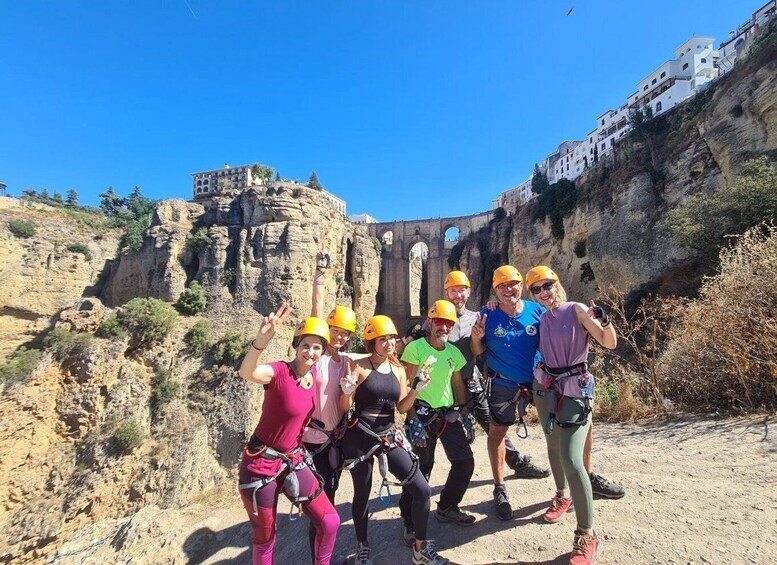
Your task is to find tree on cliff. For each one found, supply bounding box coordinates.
[99,186,127,217]
[66,188,79,207]
[307,171,323,191]
[251,163,275,185]
[531,164,549,195]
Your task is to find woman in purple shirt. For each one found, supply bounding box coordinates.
[238,304,340,565]
[525,266,616,565]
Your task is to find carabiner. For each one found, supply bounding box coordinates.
[378,480,392,506]
[516,418,529,440]
[544,415,555,436]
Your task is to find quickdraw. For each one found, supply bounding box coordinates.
[238,437,324,519]
[341,419,419,506]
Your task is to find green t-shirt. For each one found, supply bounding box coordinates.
[401,338,466,408]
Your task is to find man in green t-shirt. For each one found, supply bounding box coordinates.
[398,300,476,542]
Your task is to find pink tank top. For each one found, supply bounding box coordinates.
[538,302,589,368]
[245,361,317,476]
[302,353,349,444]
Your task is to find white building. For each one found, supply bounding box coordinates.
[546,140,586,184]
[192,163,254,199]
[492,177,533,209]
[718,1,776,74]
[350,213,378,224]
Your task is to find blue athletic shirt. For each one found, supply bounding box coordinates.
[480,301,545,387]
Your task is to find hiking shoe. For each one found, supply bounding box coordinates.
[413,540,449,565]
[589,472,626,499]
[493,486,512,520]
[435,505,476,526]
[354,542,373,565]
[543,493,573,523]
[402,524,415,548]
[570,530,603,565]
[512,454,551,479]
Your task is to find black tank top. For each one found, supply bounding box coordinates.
[354,360,400,433]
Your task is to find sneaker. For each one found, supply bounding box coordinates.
[413,540,449,565]
[402,524,415,548]
[493,486,512,521]
[569,530,603,565]
[435,505,476,526]
[589,472,626,499]
[543,493,573,523]
[512,454,551,479]
[354,542,373,565]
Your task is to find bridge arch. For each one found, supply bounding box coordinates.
[366,211,494,331]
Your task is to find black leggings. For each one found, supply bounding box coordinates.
[304,441,342,563]
[344,426,431,543]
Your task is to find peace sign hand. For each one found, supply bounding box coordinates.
[472,312,487,341]
[255,302,293,348]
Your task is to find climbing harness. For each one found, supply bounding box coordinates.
[536,362,593,436]
[239,436,324,520]
[486,368,534,439]
[341,418,419,506]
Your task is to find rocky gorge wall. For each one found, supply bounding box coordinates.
[454,29,777,304]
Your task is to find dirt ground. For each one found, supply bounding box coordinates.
[161,414,775,565]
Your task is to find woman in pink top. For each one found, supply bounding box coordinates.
[238,305,340,565]
[526,266,616,565]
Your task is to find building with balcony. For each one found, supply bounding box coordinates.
[718,1,776,74]
[192,164,254,200]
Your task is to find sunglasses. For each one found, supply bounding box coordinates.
[529,281,556,295]
[432,319,455,329]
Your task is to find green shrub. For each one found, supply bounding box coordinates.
[44,329,95,360]
[118,298,178,349]
[66,242,92,261]
[291,187,304,198]
[0,348,42,386]
[185,319,214,355]
[213,330,248,365]
[188,227,213,254]
[152,368,180,407]
[177,282,208,315]
[112,420,145,453]
[221,268,236,288]
[8,219,36,238]
[96,314,128,339]
[531,179,578,239]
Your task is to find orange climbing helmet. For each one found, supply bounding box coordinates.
[444,271,471,290]
[492,265,522,288]
[327,306,356,333]
[363,315,398,341]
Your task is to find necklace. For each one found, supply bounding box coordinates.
[290,361,314,390]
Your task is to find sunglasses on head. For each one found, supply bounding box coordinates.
[432,318,455,329]
[529,281,556,295]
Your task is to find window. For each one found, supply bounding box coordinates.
[656,101,662,112]
[643,84,648,91]
[660,71,666,78]
[601,118,605,125]
[601,142,606,150]
[683,63,689,70]
[701,57,707,63]
[652,78,657,85]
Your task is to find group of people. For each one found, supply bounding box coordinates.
[237,255,625,565]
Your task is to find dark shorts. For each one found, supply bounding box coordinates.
[487,381,526,426]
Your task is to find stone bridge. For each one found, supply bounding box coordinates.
[366,211,494,333]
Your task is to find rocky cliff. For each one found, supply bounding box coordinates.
[454,25,777,304]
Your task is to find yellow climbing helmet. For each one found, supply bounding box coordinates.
[492,265,523,288]
[525,266,559,288]
[326,305,356,333]
[444,271,471,290]
[363,315,398,341]
[293,317,330,346]
[428,300,458,323]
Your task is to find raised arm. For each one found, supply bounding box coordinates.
[576,301,617,349]
[311,251,328,319]
[470,312,487,356]
[239,303,293,384]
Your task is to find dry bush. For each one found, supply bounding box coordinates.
[658,224,777,412]
[590,287,686,418]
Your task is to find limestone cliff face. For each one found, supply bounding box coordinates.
[101,184,381,327]
[455,35,777,302]
[0,198,122,358]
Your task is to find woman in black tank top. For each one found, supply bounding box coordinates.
[339,315,447,565]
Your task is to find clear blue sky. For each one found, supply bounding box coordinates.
[0,1,761,221]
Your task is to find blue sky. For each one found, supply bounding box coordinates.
[0,1,761,221]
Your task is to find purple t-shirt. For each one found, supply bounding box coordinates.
[538,302,589,368]
[245,361,317,476]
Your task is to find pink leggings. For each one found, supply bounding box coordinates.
[239,465,339,565]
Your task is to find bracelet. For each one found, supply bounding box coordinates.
[251,340,266,351]
[601,320,611,328]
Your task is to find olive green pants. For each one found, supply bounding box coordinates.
[533,380,594,530]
